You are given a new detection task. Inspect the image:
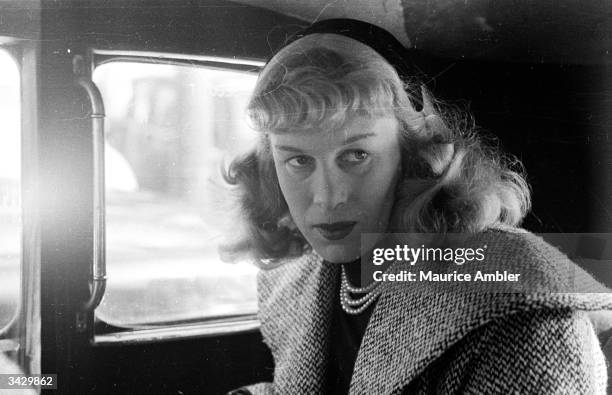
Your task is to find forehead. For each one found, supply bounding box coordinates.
[270,115,399,149]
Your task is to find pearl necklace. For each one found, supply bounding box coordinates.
[340,265,383,315]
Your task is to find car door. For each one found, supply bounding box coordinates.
[1,1,304,393]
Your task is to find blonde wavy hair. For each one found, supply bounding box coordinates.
[222,34,531,262]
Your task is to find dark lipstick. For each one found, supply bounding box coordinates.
[313,221,357,241]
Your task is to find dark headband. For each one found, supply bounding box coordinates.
[282,18,424,111]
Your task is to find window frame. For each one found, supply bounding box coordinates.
[90,49,264,345]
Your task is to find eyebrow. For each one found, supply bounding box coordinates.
[273,145,304,153]
[273,133,376,152]
[344,133,376,144]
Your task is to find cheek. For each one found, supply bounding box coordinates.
[360,179,395,215]
[273,161,309,220]
[360,152,401,217]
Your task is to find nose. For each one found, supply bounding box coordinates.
[311,164,349,210]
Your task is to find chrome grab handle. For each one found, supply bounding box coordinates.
[76,74,107,312]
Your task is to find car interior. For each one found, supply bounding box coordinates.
[0,0,610,393]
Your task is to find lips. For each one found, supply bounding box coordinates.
[313,221,357,241]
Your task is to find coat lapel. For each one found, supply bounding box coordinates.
[257,252,339,394]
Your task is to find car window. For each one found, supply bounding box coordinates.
[93,60,259,327]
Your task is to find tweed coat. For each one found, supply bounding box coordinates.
[239,226,612,394]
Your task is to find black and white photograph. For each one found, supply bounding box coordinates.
[0,0,611,393]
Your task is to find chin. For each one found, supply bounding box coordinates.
[312,242,361,263]
[306,230,386,263]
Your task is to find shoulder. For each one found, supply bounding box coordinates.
[256,251,327,302]
[467,224,567,266]
[255,251,337,345]
[463,225,610,293]
[413,308,608,394]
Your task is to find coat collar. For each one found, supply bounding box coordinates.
[257,227,612,394]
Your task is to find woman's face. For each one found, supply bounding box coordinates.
[270,114,401,263]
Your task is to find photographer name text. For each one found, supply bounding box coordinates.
[372,270,520,282]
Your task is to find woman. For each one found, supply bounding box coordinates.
[224,19,612,394]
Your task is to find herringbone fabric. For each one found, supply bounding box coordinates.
[405,308,606,394]
[242,226,612,394]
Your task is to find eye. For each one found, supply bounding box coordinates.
[339,149,369,164]
[286,155,314,169]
